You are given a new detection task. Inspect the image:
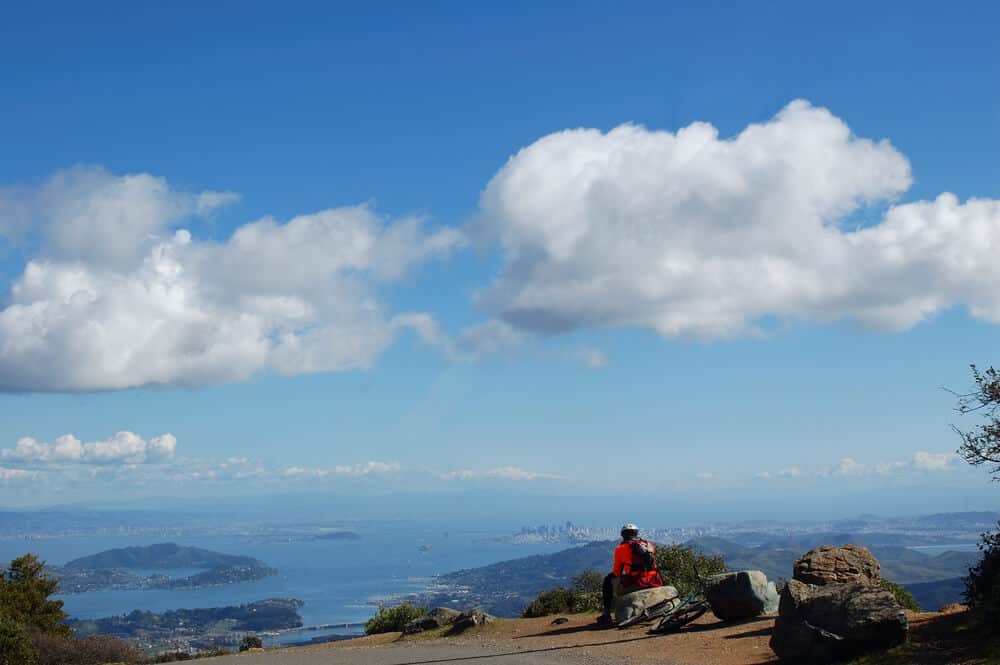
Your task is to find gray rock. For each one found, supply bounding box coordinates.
[703,570,779,620]
[402,607,462,634]
[794,544,880,586]
[613,585,679,625]
[769,579,907,663]
[451,609,495,632]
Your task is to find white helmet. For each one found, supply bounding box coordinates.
[621,523,639,537]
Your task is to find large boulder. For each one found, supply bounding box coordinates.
[403,607,462,634]
[613,585,679,625]
[770,579,907,663]
[451,609,495,632]
[793,544,880,586]
[703,570,779,620]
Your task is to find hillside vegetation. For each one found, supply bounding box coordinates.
[428,536,976,616]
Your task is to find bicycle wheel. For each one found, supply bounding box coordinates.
[651,602,708,634]
[616,597,677,629]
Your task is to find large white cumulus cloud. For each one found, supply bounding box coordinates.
[475,100,1000,339]
[1,431,176,465]
[0,167,461,391]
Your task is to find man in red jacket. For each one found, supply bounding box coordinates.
[596,523,664,626]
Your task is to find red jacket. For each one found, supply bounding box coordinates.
[613,538,664,589]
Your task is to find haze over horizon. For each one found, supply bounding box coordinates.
[1,1,998,517]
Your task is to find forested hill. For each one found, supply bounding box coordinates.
[64,543,260,569]
[441,540,615,591]
[681,536,977,587]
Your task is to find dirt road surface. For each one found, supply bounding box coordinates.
[201,612,778,665]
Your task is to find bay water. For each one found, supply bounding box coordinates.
[0,521,566,645]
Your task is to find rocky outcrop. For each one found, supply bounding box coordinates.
[793,544,880,586]
[703,571,779,620]
[770,579,907,663]
[403,607,462,634]
[451,609,495,632]
[613,585,679,625]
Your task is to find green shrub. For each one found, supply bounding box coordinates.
[0,614,35,665]
[569,570,603,612]
[147,652,193,662]
[29,631,141,665]
[521,572,605,618]
[239,634,263,651]
[364,602,426,635]
[572,570,604,594]
[880,579,920,611]
[196,648,232,657]
[965,524,1000,619]
[654,543,727,595]
[522,588,578,617]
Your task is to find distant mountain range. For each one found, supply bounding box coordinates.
[416,535,979,616]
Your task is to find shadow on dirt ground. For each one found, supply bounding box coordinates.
[388,636,662,665]
[851,610,1000,665]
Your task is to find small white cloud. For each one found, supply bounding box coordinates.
[695,471,718,480]
[571,347,608,369]
[834,458,868,476]
[437,466,561,481]
[819,451,961,478]
[196,190,241,216]
[911,451,960,471]
[455,319,526,357]
[333,461,401,476]
[755,466,799,480]
[0,467,35,481]
[282,466,322,478]
[874,460,908,474]
[282,461,400,479]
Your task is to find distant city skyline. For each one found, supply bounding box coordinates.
[1,2,998,513]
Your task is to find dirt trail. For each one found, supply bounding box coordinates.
[203,612,778,665]
[203,609,987,665]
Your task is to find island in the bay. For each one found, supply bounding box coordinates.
[48,542,277,593]
[70,598,303,652]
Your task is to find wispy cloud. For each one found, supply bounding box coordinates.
[0,467,35,481]
[282,461,401,479]
[819,451,961,478]
[436,466,562,481]
[754,466,801,480]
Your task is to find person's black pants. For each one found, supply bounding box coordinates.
[602,573,616,613]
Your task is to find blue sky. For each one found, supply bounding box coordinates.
[0,1,998,517]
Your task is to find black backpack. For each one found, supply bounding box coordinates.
[629,538,656,572]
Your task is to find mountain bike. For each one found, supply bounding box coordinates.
[616,563,713,633]
[615,594,681,629]
[649,591,711,633]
